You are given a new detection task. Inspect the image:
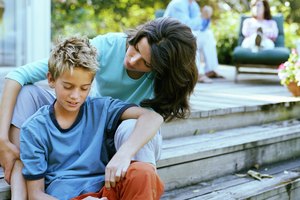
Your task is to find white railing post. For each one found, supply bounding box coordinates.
[25,0,51,63]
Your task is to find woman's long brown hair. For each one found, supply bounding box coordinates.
[127,18,198,122]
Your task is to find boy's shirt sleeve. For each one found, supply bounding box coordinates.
[20,125,47,180]
[104,98,137,133]
[5,58,48,86]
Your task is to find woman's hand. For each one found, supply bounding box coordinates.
[0,139,20,183]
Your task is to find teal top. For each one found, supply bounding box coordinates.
[6,33,154,105]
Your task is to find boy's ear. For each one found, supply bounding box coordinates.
[47,72,55,88]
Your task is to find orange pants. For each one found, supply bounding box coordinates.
[71,162,164,200]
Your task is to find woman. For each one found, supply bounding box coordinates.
[241,0,278,52]
[0,17,198,197]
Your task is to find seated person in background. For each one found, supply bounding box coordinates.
[20,36,164,200]
[164,0,223,83]
[241,0,278,52]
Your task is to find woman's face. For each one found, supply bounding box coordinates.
[124,37,152,73]
[252,0,265,18]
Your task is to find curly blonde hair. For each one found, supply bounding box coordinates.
[48,36,98,79]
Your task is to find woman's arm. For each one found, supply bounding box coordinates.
[0,59,48,183]
[242,18,255,37]
[27,178,58,200]
[0,79,22,183]
[104,107,163,189]
[263,20,279,41]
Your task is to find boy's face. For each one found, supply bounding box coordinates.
[48,67,94,114]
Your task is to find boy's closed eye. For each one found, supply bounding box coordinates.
[63,84,90,91]
[81,86,90,91]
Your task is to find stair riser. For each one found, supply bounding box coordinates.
[247,181,300,200]
[191,176,300,200]
[0,190,10,200]
[162,102,300,139]
[158,138,300,191]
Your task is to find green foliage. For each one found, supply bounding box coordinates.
[51,0,168,40]
[284,22,300,49]
[212,12,239,65]
[51,0,300,65]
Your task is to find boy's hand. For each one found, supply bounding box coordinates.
[104,152,131,189]
[83,197,108,200]
[0,140,20,184]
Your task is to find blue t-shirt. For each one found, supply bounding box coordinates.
[6,33,154,105]
[20,97,135,200]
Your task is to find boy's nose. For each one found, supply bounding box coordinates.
[70,89,80,99]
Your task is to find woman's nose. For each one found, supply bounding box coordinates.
[130,53,141,65]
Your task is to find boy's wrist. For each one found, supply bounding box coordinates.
[0,137,10,147]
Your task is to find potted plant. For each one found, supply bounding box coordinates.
[278,49,300,97]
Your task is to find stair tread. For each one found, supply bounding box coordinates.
[162,157,300,200]
[158,119,300,167]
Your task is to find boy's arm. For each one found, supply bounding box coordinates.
[27,178,58,200]
[104,107,163,189]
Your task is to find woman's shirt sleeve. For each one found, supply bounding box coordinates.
[263,20,279,40]
[5,58,48,86]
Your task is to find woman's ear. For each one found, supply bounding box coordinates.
[47,72,55,88]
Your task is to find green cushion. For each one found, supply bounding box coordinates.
[233,46,290,65]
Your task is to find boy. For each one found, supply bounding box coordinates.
[19,36,164,200]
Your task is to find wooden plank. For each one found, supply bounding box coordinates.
[162,103,300,139]
[161,158,300,200]
[0,178,10,200]
[159,120,300,166]
[158,138,300,191]
[197,170,300,200]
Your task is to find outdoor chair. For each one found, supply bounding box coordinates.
[232,14,290,82]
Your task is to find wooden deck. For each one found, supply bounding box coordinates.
[190,65,299,113]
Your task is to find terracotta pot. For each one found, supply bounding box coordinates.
[287,82,300,97]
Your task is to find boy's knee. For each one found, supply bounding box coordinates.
[124,162,164,199]
[127,162,156,178]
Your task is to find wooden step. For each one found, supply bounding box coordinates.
[161,157,300,200]
[161,101,300,139]
[0,168,10,200]
[157,119,300,191]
